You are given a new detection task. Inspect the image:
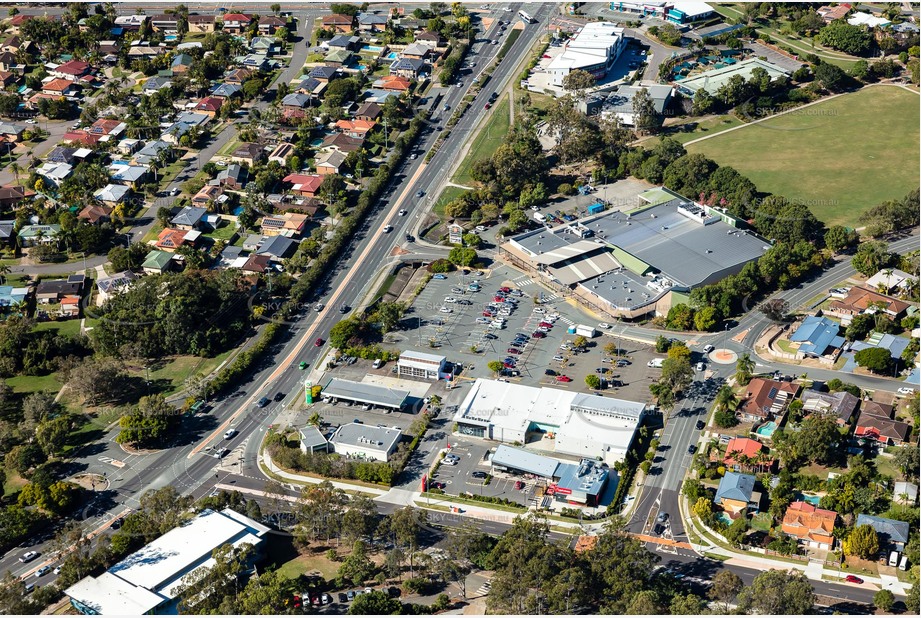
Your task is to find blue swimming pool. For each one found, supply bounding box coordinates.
[362,45,384,52]
[798,493,821,506]
[755,421,778,438]
[385,51,398,60]
[164,34,178,42]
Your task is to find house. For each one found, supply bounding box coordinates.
[401,42,434,60]
[326,35,361,51]
[192,184,225,207]
[0,35,22,54]
[0,71,17,89]
[789,315,846,361]
[51,59,91,80]
[230,142,265,166]
[256,235,297,259]
[855,514,910,552]
[62,130,101,147]
[827,285,910,325]
[42,78,79,97]
[854,404,910,446]
[282,173,323,197]
[315,150,347,176]
[324,49,353,67]
[142,75,172,95]
[211,82,243,98]
[241,253,273,274]
[282,92,311,112]
[817,4,852,22]
[0,284,28,310]
[47,146,78,164]
[161,112,210,145]
[308,66,339,83]
[79,204,113,226]
[96,271,136,305]
[58,295,81,318]
[187,14,216,33]
[261,212,308,237]
[373,75,411,92]
[414,30,446,48]
[893,481,918,505]
[320,132,363,154]
[267,142,295,165]
[170,206,208,231]
[0,122,24,143]
[217,163,247,189]
[722,437,768,472]
[113,14,146,31]
[865,268,917,296]
[242,234,263,252]
[142,249,176,274]
[335,119,377,139]
[193,95,225,118]
[170,53,193,75]
[799,389,859,426]
[714,472,758,518]
[150,14,180,31]
[781,501,837,550]
[224,67,254,85]
[35,278,82,304]
[132,140,171,167]
[221,13,253,34]
[739,378,799,422]
[0,185,33,209]
[108,164,149,190]
[250,36,278,55]
[6,14,35,33]
[89,118,126,139]
[357,12,389,32]
[354,101,382,122]
[257,15,287,35]
[91,185,128,207]
[37,162,73,187]
[239,53,271,72]
[295,76,325,97]
[156,228,193,251]
[389,57,427,79]
[321,14,356,33]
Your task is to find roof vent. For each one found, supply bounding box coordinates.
[706,249,712,254]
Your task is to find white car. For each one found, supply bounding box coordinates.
[703,344,714,353]
[398,209,407,216]
[25,119,37,125]
[439,306,452,313]
[897,387,915,396]
[383,225,393,233]
[224,429,237,440]
[537,327,550,333]
[553,355,565,362]
[476,317,491,324]
[498,309,511,317]
[444,297,458,303]
[696,362,705,371]
[598,322,611,329]
[475,225,487,232]
[533,308,545,314]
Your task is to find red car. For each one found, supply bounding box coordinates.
[539,321,553,328]
[499,287,511,293]
[514,480,525,490]
[493,296,505,302]
[507,348,520,355]
[432,481,446,490]
[556,375,572,383]
[844,575,863,584]
[314,338,324,347]
[532,331,546,338]
[484,103,491,109]
[503,361,515,369]
[483,310,495,317]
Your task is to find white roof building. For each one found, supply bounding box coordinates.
[848,12,891,28]
[329,423,402,462]
[397,350,448,380]
[65,508,269,615]
[546,21,627,86]
[453,378,647,464]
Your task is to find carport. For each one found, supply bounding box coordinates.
[322,378,409,411]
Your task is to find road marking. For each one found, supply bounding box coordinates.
[97,456,126,468]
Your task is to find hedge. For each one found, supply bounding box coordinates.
[207,322,281,396]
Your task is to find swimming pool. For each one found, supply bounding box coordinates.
[362,45,384,52]
[309,138,324,147]
[716,512,733,526]
[798,493,821,506]
[385,51,398,60]
[164,34,178,42]
[755,421,778,438]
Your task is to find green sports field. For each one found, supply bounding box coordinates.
[686,86,920,227]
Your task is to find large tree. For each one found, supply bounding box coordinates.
[738,569,815,614]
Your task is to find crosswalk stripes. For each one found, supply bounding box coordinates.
[476,580,492,596]
[557,316,575,326]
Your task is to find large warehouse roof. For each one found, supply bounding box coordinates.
[323,378,410,409]
[676,57,790,96]
[491,444,560,478]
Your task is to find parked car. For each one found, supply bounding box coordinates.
[439,306,453,313]
[532,331,546,338]
[338,593,349,603]
[844,575,863,584]
[433,274,447,280]
[545,369,557,376]
[515,480,525,490]
[556,375,572,383]
[471,471,488,479]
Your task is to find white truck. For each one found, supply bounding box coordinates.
[575,324,596,338]
[534,212,546,223]
[647,358,665,368]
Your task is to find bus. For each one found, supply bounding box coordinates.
[518,9,535,23]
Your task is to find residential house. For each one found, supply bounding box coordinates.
[739,378,799,423]
[335,119,376,139]
[827,285,910,325]
[89,118,127,140]
[373,75,411,92]
[308,66,339,83]
[401,42,434,60]
[98,41,121,58]
[865,268,917,296]
[156,228,194,252]
[170,206,208,231]
[357,12,389,32]
[816,4,852,22]
[170,53,194,75]
[91,185,128,207]
[211,82,243,98]
[320,132,363,154]
[51,60,91,80]
[282,173,323,197]
[788,315,846,361]
[217,163,247,189]
[143,75,173,95]
[354,101,382,122]
[150,14,180,32]
[142,249,176,274]
[1,35,22,54]
[0,71,17,89]
[714,472,758,519]
[850,333,913,370]
[722,437,769,473]
[781,501,837,550]
[37,162,73,187]
[108,164,149,190]
[260,212,308,237]
[47,146,78,164]
[282,92,311,113]
[79,204,114,225]
[191,184,225,207]
[295,76,325,97]
[0,284,28,311]
[242,234,263,252]
[855,514,910,552]
[193,96,225,118]
[62,130,101,147]
[224,68,254,85]
[274,197,322,218]
[326,35,360,52]
[113,14,147,31]
[256,235,297,259]
[161,112,210,146]
[221,13,253,34]
[35,278,82,304]
[132,140,172,167]
[324,49,354,67]
[241,253,273,274]
[6,14,35,34]
[0,185,33,209]
[321,14,356,33]
[799,389,859,426]
[257,15,287,35]
[96,270,136,306]
[414,30,446,49]
[0,122,24,143]
[187,14,216,33]
[854,403,910,446]
[250,37,278,55]
[315,150,347,176]
[230,142,265,167]
[43,78,79,97]
[389,57,427,79]
[268,142,295,166]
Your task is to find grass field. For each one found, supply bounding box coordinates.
[452,94,511,186]
[34,320,82,338]
[686,87,921,227]
[432,185,468,218]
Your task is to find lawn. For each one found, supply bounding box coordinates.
[452,94,511,186]
[205,222,239,242]
[33,319,82,338]
[157,160,188,190]
[127,352,234,396]
[686,87,921,227]
[647,115,745,148]
[5,372,62,395]
[750,512,773,532]
[432,185,468,218]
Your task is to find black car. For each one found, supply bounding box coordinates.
[471,471,488,479]
[545,369,557,376]
[688,444,697,454]
[255,397,271,408]
[338,593,349,603]
[110,517,123,530]
[339,304,350,313]
[695,420,705,430]
[406,234,415,242]
[274,392,285,402]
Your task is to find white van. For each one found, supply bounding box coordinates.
[899,554,909,571]
[372,359,383,369]
[888,550,900,567]
[647,358,665,368]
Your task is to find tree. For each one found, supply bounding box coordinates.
[873,589,895,612]
[694,306,718,331]
[585,374,601,389]
[447,246,477,267]
[632,87,658,135]
[338,540,376,587]
[36,416,72,456]
[738,569,815,614]
[372,301,405,333]
[851,240,893,276]
[714,408,739,429]
[692,497,713,521]
[709,570,743,610]
[348,590,402,615]
[561,69,595,98]
[488,361,503,376]
[724,515,748,546]
[854,347,893,375]
[669,593,705,615]
[843,524,879,559]
[845,313,875,342]
[906,581,920,615]
[824,225,858,253]
[817,21,872,55]
[692,88,714,115]
[894,446,920,482]
[760,298,789,322]
[735,353,755,385]
[66,358,127,406]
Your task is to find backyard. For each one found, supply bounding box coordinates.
[686,86,921,227]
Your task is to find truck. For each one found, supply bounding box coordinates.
[534,212,546,223]
[647,358,665,368]
[575,324,596,338]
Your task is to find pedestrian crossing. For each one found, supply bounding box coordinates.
[475,580,492,596]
